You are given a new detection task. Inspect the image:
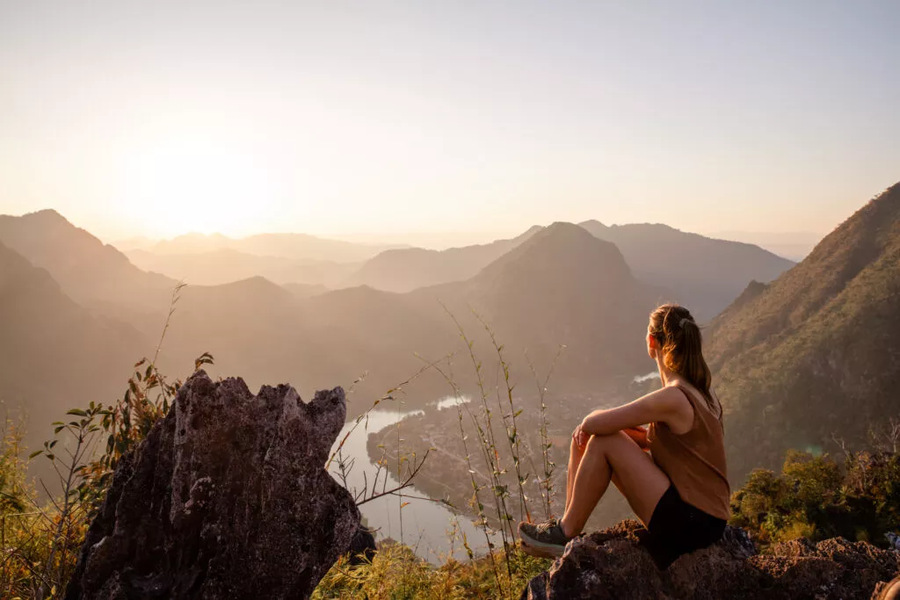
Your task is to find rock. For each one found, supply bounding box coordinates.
[66,371,360,600]
[521,520,900,600]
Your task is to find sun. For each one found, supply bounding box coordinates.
[119,138,275,237]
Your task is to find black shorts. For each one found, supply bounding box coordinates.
[643,484,726,570]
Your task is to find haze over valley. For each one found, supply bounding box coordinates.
[1,184,895,483]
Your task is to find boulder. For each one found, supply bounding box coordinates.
[521,520,900,600]
[66,371,359,600]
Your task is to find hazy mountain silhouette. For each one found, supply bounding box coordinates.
[0,241,147,451]
[0,208,825,456]
[151,231,402,263]
[126,248,356,287]
[349,221,792,319]
[408,222,668,387]
[144,223,668,409]
[578,221,795,321]
[348,226,543,292]
[706,183,900,481]
[0,210,175,313]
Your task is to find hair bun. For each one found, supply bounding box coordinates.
[679,317,695,328]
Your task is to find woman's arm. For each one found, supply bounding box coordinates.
[579,387,692,438]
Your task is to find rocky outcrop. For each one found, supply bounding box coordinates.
[66,371,359,600]
[521,520,900,600]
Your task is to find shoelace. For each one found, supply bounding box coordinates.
[534,519,559,534]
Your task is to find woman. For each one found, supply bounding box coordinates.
[518,304,729,568]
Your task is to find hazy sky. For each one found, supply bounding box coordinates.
[1,1,897,242]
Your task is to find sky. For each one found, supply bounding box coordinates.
[0,0,898,243]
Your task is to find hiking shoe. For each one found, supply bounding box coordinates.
[518,518,572,558]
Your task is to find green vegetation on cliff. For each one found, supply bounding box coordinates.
[707,183,900,480]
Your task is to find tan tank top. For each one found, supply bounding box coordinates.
[647,384,731,521]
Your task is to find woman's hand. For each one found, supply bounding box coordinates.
[572,423,589,451]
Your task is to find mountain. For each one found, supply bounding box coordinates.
[156,277,306,387]
[578,221,795,321]
[408,222,668,387]
[0,241,147,450]
[125,248,356,287]
[151,232,401,263]
[706,183,900,481]
[155,223,667,408]
[347,226,543,292]
[0,210,176,313]
[349,220,793,316]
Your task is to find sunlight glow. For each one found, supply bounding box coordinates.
[120,138,276,237]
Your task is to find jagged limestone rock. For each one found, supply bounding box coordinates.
[66,371,359,600]
[521,520,900,600]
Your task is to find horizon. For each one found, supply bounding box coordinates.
[1,1,898,243]
[2,204,831,259]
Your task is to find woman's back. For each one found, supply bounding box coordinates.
[648,383,730,520]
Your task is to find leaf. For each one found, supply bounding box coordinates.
[67,408,88,417]
[28,450,42,459]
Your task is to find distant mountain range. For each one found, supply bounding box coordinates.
[143,231,402,262]
[125,248,356,288]
[577,221,794,321]
[114,218,794,322]
[347,226,543,292]
[348,222,793,321]
[707,182,900,480]
[3,184,897,491]
[408,223,667,384]
[0,212,667,433]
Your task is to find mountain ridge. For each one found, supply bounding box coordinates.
[0,210,176,312]
[707,182,900,480]
[578,220,795,321]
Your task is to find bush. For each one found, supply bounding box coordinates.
[730,447,900,548]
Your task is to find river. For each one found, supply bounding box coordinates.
[328,398,497,563]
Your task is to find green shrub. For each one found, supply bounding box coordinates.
[730,447,900,548]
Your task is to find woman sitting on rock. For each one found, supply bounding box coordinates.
[518,304,729,568]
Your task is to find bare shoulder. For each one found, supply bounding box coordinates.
[641,385,692,412]
[639,385,694,432]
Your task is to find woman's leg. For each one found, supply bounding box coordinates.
[564,437,585,511]
[560,431,670,537]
